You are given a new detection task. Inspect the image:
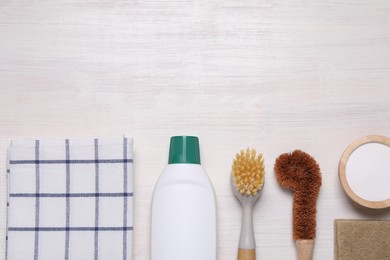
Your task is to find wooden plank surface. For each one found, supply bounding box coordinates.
[1,0,390,259]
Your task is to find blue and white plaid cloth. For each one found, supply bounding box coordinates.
[7,137,133,260]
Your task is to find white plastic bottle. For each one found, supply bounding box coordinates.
[151,136,217,260]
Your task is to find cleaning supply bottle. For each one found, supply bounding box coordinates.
[151,136,217,260]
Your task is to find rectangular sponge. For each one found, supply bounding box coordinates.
[335,219,390,260]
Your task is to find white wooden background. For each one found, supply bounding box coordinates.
[1,0,390,259]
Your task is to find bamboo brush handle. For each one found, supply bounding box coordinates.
[238,248,256,260]
[295,239,314,260]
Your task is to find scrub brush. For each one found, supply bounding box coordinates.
[231,148,265,260]
[274,150,321,260]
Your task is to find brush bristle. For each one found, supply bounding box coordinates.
[274,150,321,240]
[232,148,265,195]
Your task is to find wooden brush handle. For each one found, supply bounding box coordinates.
[238,248,256,260]
[295,239,314,260]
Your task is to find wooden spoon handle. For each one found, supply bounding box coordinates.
[296,239,314,260]
[238,248,256,260]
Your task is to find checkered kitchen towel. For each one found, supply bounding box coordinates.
[7,137,133,260]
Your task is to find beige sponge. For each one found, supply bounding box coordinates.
[335,219,390,260]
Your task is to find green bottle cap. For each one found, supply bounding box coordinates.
[168,136,201,164]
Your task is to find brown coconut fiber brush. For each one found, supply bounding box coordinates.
[274,150,321,260]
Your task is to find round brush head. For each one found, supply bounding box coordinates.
[274,150,321,240]
[232,148,265,195]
